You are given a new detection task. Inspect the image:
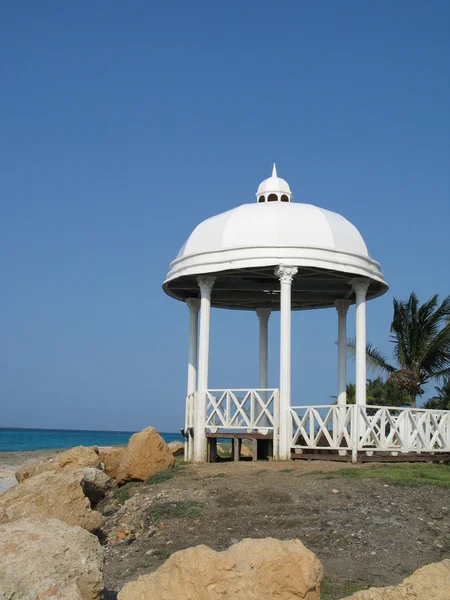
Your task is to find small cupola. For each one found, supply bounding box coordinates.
[256,164,292,203]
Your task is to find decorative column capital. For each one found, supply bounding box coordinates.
[351,277,370,296]
[275,265,298,284]
[197,275,216,297]
[256,308,271,323]
[186,297,200,312]
[334,299,351,316]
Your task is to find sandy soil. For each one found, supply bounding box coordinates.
[97,460,450,598]
[0,449,60,493]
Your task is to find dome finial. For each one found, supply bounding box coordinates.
[256,164,292,203]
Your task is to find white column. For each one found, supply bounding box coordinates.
[334,300,350,407]
[335,299,350,456]
[185,298,200,463]
[352,278,370,407]
[275,265,298,460]
[194,276,216,463]
[256,308,271,389]
[255,308,271,429]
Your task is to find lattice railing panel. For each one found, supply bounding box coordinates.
[356,406,450,452]
[205,389,278,431]
[290,405,450,453]
[290,405,353,450]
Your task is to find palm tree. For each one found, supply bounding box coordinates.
[349,293,450,407]
[337,378,411,407]
[422,380,450,410]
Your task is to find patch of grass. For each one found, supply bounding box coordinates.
[297,469,327,477]
[148,500,205,523]
[324,463,450,486]
[217,443,232,458]
[145,466,184,485]
[152,548,172,561]
[321,576,371,600]
[280,468,294,473]
[113,481,140,504]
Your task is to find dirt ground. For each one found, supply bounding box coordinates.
[98,460,450,598]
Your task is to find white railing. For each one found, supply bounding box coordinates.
[290,404,450,458]
[356,405,450,453]
[290,405,353,451]
[205,389,279,433]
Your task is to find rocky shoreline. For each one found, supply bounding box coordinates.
[0,427,449,599]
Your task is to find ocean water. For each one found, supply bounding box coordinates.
[0,428,184,453]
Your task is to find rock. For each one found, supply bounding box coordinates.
[0,518,104,600]
[343,559,450,599]
[0,470,103,532]
[118,537,323,600]
[240,444,253,458]
[81,468,113,506]
[99,446,125,478]
[168,441,185,457]
[15,455,60,483]
[116,427,175,485]
[58,446,101,470]
[16,446,101,483]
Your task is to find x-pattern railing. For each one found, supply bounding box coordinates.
[290,404,449,453]
[291,405,353,449]
[205,389,278,431]
[357,406,449,451]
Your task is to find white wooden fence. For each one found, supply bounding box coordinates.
[291,404,450,462]
[185,390,449,463]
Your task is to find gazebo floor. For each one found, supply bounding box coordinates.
[291,450,450,463]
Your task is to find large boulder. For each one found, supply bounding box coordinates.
[116,427,175,485]
[16,446,101,483]
[168,441,185,457]
[0,469,103,532]
[58,445,101,470]
[0,518,104,600]
[15,455,60,483]
[99,446,125,478]
[118,537,323,600]
[343,559,450,600]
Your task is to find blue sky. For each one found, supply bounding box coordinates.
[1,1,449,431]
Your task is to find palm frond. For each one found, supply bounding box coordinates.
[346,338,395,376]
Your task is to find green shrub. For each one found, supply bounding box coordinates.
[147,500,205,523]
[113,481,140,504]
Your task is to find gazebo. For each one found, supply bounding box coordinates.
[163,166,450,463]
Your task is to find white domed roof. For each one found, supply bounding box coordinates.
[178,203,368,259]
[163,166,388,310]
